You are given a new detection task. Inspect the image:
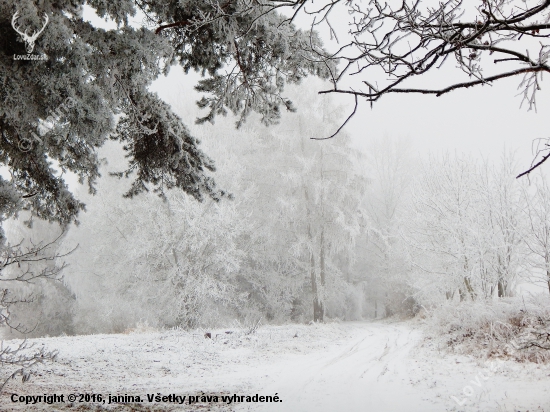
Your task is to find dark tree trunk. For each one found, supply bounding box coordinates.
[311,247,324,322]
[315,228,325,322]
[310,241,322,322]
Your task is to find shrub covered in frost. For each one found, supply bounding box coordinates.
[425,296,550,363]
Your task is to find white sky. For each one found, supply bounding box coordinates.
[285,2,550,176]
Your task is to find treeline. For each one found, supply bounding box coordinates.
[364,148,550,317]
[3,83,367,335]
[3,81,550,336]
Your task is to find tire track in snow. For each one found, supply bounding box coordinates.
[238,322,442,412]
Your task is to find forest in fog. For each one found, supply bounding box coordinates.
[3,79,549,342]
[3,0,550,408]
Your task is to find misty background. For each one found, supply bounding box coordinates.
[2,3,550,341]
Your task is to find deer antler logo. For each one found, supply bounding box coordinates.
[11,11,49,54]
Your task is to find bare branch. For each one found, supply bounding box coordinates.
[312,94,358,140]
[517,140,550,178]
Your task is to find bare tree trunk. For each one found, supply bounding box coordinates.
[315,228,325,322]
[497,255,507,298]
[299,121,323,322]
[304,187,322,323]
[308,224,324,323]
[497,279,506,298]
[463,277,476,300]
[310,248,323,322]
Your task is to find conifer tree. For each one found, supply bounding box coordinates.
[0,0,331,239]
[0,1,331,384]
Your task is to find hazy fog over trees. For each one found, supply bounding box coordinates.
[2,0,550,403]
[3,78,548,339]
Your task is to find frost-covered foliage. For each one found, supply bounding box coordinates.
[78,195,248,332]
[0,218,68,389]
[354,148,550,323]
[0,0,335,382]
[57,80,368,332]
[425,296,550,363]
[203,81,368,323]
[0,0,332,232]
[61,156,249,333]
[357,138,415,318]
[407,154,528,305]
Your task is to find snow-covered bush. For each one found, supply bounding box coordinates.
[6,279,76,338]
[64,187,249,333]
[425,296,550,363]
[0,225,65,390]
[0,215,76,338]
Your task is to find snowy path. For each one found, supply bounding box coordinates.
[238,323,441,412]
[239,322,550,412]
[1,321,550,411]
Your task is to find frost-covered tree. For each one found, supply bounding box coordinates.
[522,172,550,293]
[194,79,369,323]
[476,155,526,298]
[408,154,480,301]
[0,0,331,239]
[360,138,414,317]
[408,153,527,303]
[249,84,368,322]
[0,0,330,385]
[60,78,368,329]
[61,141,253,332]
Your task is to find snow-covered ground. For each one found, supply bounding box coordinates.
[1,321,549,411]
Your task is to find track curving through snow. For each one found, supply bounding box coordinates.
[237,322,442,412]
[238,321,550,412]
[2,320,549,411]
